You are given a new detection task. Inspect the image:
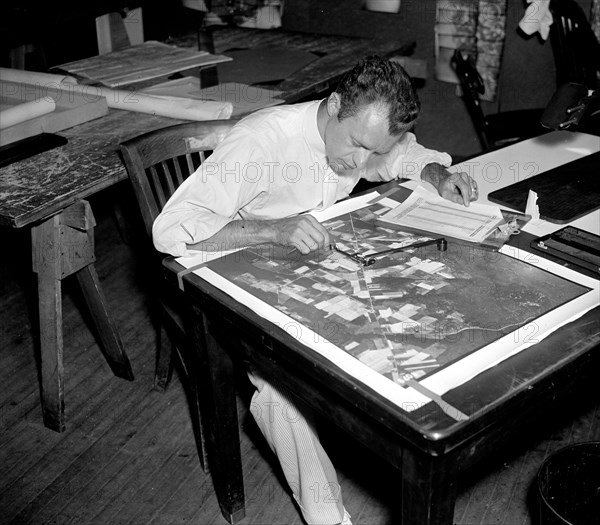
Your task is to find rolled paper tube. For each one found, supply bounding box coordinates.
[0,68,233,121]
[0,67,78,86]
[63,84,233,120]
[0,98,57,129]
[105,90,233,120]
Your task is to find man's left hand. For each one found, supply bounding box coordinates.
[421,163,478,207]
[437,170,478,206]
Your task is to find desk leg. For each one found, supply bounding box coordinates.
[400,447,458,525]
[32,201,133,432]
[191,305,245,524]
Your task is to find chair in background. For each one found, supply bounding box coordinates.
[120,119,238,470]
[546,0,600,135]
[452,0,600,151]
[549,0,600,90]
[451,50,547,151]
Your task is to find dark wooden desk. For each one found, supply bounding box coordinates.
[167,259,600,524]
[170,261,599,524]
[164,132,600,524]
[0,27,412,432]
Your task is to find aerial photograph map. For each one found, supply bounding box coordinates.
[206,202,589,386]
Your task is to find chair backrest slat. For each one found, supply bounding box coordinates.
[185,153,196,180]
[149,165,168,209]
[160,160,176,197]
[173,156,186,187]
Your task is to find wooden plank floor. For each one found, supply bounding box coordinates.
[1,186,598,525]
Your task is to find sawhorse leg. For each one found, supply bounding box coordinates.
[32,200,133,432]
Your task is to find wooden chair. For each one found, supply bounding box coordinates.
[544,0,600,135]
[452,0,600,151]
[549,0,600,90]
[451,50,547,151]
[119,119,238,470]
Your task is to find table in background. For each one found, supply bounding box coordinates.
[0,111,180,432]
[0,27,412,432]
[166,130,600,524]
[172,26,416,102]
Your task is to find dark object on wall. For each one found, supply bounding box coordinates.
[451,50,546,150]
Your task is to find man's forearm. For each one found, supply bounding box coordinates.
[187,214,332,255]
[187,220,276,252]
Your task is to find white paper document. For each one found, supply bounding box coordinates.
[379,185,504,243]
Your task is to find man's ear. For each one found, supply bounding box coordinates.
[327,92,341,117]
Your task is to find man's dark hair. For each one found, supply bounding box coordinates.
[335,55,420,136]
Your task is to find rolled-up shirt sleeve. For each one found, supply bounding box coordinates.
[152,130,269,257]
[374,132,453,181]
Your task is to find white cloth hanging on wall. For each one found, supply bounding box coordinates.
[518,0,553,40]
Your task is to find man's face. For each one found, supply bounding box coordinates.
[324,96,401,174]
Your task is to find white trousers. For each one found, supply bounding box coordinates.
[247,370,345,525]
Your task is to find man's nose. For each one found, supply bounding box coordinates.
[356,149,371,168]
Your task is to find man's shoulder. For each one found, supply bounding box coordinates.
[211,100,320,160]
[236,100,318,133]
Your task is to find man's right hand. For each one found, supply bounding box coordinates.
[188,215,330,254]
[272,215,331,254]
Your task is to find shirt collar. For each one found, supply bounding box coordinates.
[303,99,327,154]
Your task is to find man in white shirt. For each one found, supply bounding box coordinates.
[153,56,477,525]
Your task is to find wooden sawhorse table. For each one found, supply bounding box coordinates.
[0,111,176,432]
[30,200,133,431]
